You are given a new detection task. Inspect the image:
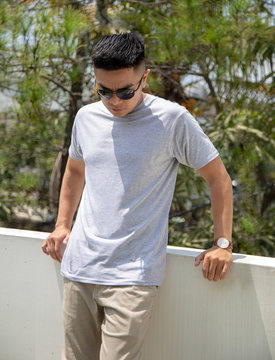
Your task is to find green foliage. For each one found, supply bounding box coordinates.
[0,1,93,224]
[0,0,274,256]
[115,0,275,256]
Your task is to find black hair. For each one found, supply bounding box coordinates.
[92,32,145,70]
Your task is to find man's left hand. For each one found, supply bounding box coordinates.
[194,246,232,281]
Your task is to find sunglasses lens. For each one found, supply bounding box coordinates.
[97,88,135,100]
[117,91,134,100]
[97,89,112,100]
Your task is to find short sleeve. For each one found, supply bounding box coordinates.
[69,115,84,161]
[171,109,219,170]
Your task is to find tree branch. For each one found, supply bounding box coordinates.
[122,0,172,7]
[169,202,211,220]
[41,75,78,97]
[203,73,221,113]
[96,0,110,27]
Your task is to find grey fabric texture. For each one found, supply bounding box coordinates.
[61,94,219,285]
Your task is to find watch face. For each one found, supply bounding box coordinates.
[217,237,230,248]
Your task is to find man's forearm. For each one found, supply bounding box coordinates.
[55,163,85,230]
[210,172,233,244]
[195,157,233,280]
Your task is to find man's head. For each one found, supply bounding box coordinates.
[92,33,150,117]
[92,32,145,71]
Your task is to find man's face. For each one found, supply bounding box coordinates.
[94,67,150,117]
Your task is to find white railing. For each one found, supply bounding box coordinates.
[0,227,275,360]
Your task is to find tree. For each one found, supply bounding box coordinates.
[115,0,275,255]
[0,0,102,226]
[0,0,274,256]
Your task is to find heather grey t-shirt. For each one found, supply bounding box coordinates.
[60,94,219,285]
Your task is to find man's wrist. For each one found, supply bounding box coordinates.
[55,221,71,230]
[213,237,233,250]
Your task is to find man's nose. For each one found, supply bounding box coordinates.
[109,93,121,105]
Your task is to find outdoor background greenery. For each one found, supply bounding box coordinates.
[0,0,274,256]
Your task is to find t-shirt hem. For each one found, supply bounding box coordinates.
[60,270,161,286]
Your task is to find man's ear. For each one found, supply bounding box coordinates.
[142,69,151,88]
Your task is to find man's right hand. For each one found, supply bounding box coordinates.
[42,225,70,263]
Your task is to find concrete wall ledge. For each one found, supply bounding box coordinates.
[1,227,275,360]
[1,226,274,267]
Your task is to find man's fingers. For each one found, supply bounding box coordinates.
[55,241,63,263]
[214,261,224,281]
[47,237,59,262]
[196,247,232,281]
[202,256,210,279]
[194,252,205,266]
[220,261,230,280]
[63,233,70,245]
[42,229,70,263]
[47,235,62,262]
[208,257,218,281]
[41,239,49,255]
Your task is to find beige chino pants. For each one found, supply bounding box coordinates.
[62,279,159,360]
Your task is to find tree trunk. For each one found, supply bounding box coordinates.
[162,69,186,103]
[49,30,90,209]
[96,0,110,27]
[49,0,110,210]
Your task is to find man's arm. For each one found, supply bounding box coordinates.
[194,156,233,281]
[42,156,85,263]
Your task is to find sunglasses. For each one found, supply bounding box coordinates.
[95,73,145,100]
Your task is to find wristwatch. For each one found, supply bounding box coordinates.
[214,237,233,250]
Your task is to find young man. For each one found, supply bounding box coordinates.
[42,33,233,360]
